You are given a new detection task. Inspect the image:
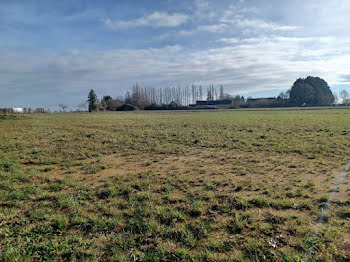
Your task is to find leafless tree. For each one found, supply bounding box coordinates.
[78,100,88,111]
[219,85,224,100]
[122,84,226,107]
[333,92,338,104]
[58,104,68,112]
[339,89,349,104]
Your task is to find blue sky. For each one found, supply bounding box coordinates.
[1,0,350,109]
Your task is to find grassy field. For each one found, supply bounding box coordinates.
[1,108,350,261]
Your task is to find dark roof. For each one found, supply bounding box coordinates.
[247,97,276,101]
[196,100,232,105]
[116,104,138,111]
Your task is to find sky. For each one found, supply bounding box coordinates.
[1,0,350,109]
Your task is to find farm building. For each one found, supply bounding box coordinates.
[168,101,178,109]
[13,108,24,113]
[116,104,138,111]
[189,100,233,109]
[0,108,48,114]
[0,108,23,114]
[246,97,284,107]
[195,100,232,106]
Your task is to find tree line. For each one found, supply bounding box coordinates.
[86,84,238,111]
[123,84,232,108]
[84,77,349,112]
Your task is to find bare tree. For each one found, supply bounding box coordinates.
[339,89,349,104]
[278,91,289,99]
[78,100,88,111]
[219,85,224,100]
[333,92,338,104]
[58,104,68,112]
[207,86,213,101]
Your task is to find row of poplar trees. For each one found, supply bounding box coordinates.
[88,84,230,111]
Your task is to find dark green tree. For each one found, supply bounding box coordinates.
[100,95,122,111]
[290,76,334,106]
[88,89,99,112]
[101,95,112,111]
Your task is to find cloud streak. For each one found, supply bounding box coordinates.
[104,12,189,30]
[233,18,298,31]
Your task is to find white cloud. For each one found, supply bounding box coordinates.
[104,12,188,30]
[217,38,240,44]
[198,24,228,33]
[178,30,196,36]
[216,2,297,34]
[193,0,211,19]
[234,18,298,31]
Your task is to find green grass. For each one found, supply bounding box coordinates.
[0,108,350,261]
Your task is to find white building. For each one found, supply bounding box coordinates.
[13,108,24,113]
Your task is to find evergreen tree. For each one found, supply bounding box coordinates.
[290,76,334,106]
[88,89,99,112]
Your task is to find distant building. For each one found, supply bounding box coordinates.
[0,108,47,114]
[168,101,178,109]
[116,104,138,111]
[0,108,23,114]
[189,100,233,109]
[195,100,232,106]
[246,97,283,107]
[13,108,24,113]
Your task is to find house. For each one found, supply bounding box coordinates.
[168,101,178,109]
[189,100,233,109]
[116,104,138,111]
[13,108,24,113]
[0,108,23,114]
[246,97,283,107]
[195,100,232,106]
